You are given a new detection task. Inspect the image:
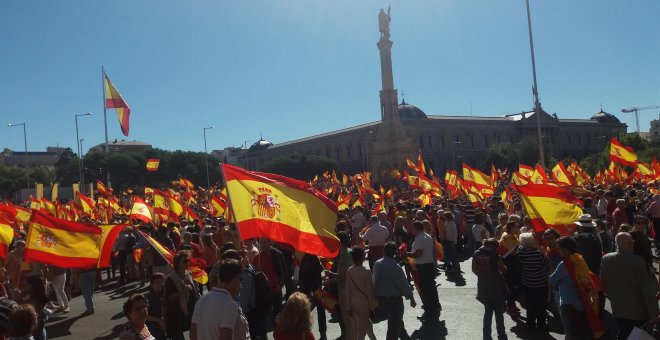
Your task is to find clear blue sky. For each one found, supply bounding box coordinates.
[1,1,658,155]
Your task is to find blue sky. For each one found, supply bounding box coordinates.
[1,1,658,154]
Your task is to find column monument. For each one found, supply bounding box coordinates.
[370,6,416,181]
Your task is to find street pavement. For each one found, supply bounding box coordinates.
[46,263,622,340]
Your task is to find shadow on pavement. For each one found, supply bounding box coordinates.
[410,319,448,340]
[91,324,123,340]
[45,314,85,338]
[444,270,466,287]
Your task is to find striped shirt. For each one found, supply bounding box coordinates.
[517,247,549,288]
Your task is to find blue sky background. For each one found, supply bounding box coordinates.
[1,1,658,154]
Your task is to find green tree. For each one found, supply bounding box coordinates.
[481,143,519,170]
[260,154,336,180]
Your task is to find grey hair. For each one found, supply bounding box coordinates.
[519,232,537,248]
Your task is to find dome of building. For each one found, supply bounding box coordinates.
[590,110,620,124]
[249,138,273,151]
[398,99,427,119]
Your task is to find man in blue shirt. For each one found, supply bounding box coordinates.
[374,242,416,340]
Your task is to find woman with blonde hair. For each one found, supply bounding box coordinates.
[274,291,316,340]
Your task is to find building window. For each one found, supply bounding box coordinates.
[419,135,424,149]
[316,149,320,156]
[455,135,460,143]
[358,143,363,157]
[427,136,432,149]
[484,135,488,147]
[325,148,330,159]
[577,135,581,146]
[441,135,445,148]
[470,135,475,148]
[568,135,571,146]
[336,146,340,160]
[497,135,501,143]
[509,135,514,143]
[346,145,352,159]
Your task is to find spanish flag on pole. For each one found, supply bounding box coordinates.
[551,161,576,186]
[76,192,95,214]
[104,71,131,136]
[130,197,152,224]
[609,137,637,167]
[222,164,340,258]
[97,180,113,196]
[514,183,583,235]
[24,212,102,269]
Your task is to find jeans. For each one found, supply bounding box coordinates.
[481,298,507,340]
[416,263,440,316]
[379,296,407,340]
[78,270,96,312]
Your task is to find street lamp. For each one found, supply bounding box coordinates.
[452,141,461,171]
[7,123,29,192]
[75,113,93,188]
[203,126,214,188]
[524,0,545,167]
[79,138,86,190]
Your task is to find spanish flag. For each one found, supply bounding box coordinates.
[104,71,131,136]
[551,161,576,186]
[515,183,583,235]
[0,217,14,258]
[222,164,340,258]
[130,197,152,224]
[210,195,227,217]
[76,192,96,214]
[140,231,208,284]
[98,224,127,268]
[97,180,113,196]
[609,137,637,167]
[563,253,605,338]
[146,159,160,172]
[24,212,102,269]
[518,163,535,179]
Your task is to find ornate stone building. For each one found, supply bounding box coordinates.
[244,9,626,177]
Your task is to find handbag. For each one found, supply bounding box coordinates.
[348,270,386,323]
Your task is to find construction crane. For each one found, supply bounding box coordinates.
[621,105,660,133]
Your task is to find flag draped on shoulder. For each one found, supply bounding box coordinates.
[222,164,340,258]
[104,72,131,136]
[25,212,102,268]
[514,183,583,235]
[609,137,637,167]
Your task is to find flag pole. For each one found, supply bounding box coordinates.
[220,164,243,245]
[102,66,111,187]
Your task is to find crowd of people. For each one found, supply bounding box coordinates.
[0,173,659,340]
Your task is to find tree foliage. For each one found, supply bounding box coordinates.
[259,154,336,180]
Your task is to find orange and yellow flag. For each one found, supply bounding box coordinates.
[24,212,102,268]
[609,137,637,167]
[0,217,14,258]
[551,161,576,186]
[98,224,127,268]
[210,194,227,217]
[146,159,160,172]
[104,71,131,136]
[514,183,583,235]
[130,197,152,224]
[76,192,96,214]
[223,164,340,258]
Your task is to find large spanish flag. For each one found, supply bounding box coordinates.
[609,137,637,167]
[222,164,339,258]
[515,183,583,235]
[25,212,102,269]
[104,71,131,136]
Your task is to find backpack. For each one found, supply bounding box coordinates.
[247,266,272,318]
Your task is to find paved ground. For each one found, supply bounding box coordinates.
[45,261,625,340]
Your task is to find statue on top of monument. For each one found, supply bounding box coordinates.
[378,5,391,39]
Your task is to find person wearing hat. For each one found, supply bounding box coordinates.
[574,215,603,275]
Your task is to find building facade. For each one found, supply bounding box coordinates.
[242,8,627,177]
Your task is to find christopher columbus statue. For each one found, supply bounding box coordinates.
[379,5,391,39]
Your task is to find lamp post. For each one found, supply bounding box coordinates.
[7,123,29,192]
[75,113,93,188]
[525,0,546,167]
[243,140,250,170]
[203,126,214,188]
[452,141,461,171]
[79,138,86,190]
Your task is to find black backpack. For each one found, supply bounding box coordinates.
[247,266,272,318]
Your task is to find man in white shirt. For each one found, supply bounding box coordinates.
[361,215,390,269]
[191,259,250,340]
[596,189,608,220]
[471,213,490,250]
[407,221,441,321]
[351,207,366,246]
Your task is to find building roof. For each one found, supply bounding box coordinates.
[91,140,152,149]
[590,109,621,124]
[398,100,427,119]
[267,121,381,150]
[249,138,273,151]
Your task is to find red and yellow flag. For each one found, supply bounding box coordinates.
[76,192,96,214]
[210,194,227,217]
[551,161,576,186]
[146,159,160,172]
[130,197,152,224]
[564,254,605,339]
[104,72,131,136]
[515,183,583,235]
[223,164,339,258]
[97,180,113,196]
[98,224,127,268]
[462,163,494,197]
[609,137,637,167]
[140,231,207,284]
[0,217,14,258]
[24,212,102,268]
